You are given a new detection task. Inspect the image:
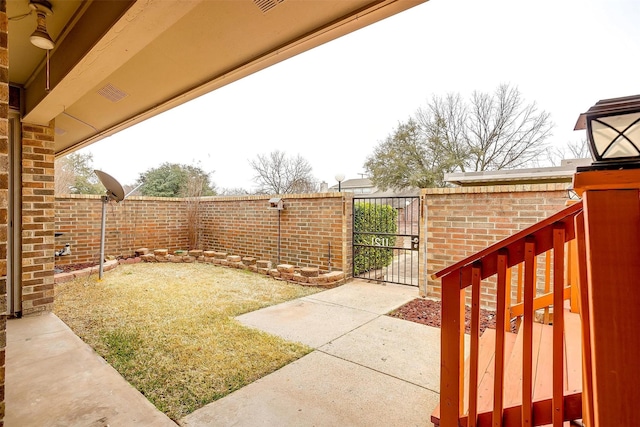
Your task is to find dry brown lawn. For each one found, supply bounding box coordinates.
[54,262,322,421]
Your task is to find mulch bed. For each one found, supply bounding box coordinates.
[388,298,497,334]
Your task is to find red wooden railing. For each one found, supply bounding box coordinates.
[434,201,584,427]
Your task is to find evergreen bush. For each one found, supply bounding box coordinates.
[353,201,398,275]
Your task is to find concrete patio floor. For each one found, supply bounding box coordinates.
[6,279,451,426]
[182,280,449,426]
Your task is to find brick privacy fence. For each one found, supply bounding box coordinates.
[199,193,352,274]
[420,183,571,309]
[54,193,353,276]
[55,195,190,265]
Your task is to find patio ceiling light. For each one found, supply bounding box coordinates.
[29,0,55,50]
[575,94,640,168]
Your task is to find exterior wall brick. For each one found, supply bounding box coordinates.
[199,193,352,275]
[54,193,353,277]
[420,183,571,309]
[21,121,55,315]
[54,195,190,264]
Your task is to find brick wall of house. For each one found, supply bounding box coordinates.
[21,121,56,316]
[54,193,353,276]
[421,184,571,308]
[0,4,7,423]
[199,193,352,275]
[54,195,190,265]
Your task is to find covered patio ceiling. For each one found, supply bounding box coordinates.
[8,0,426,156]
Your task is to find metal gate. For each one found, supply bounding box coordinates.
[353,196,421,286]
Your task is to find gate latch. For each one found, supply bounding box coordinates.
[411,236,419,251]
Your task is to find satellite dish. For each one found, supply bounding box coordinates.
[94,170,126,280]
[94,170,125,202]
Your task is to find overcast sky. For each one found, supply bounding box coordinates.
[80,0,640,191]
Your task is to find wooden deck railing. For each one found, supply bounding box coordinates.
[435,201,584,427]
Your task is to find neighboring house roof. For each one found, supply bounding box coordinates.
[329,178,375,190]
[444,159,592,187]
[367,187,421,198]
[354,187,421,210]
[329,178,379,195]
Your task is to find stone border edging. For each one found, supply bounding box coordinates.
[54,250,347,289]
[54,260,120,284]
[139,248,346,288]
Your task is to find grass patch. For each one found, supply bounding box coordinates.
[54,263,323,421]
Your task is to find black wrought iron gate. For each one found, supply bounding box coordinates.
[353,196,421,286]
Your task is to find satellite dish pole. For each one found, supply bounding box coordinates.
[94,170,125,279]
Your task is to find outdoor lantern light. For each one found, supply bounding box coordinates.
[575,94,640,168]
[268,197,284,210]
[335,173,345,192]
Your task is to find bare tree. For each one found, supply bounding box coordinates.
[184,174,204,250]
[547,139,591,166]
[249,150,317,194]
[54,152,105,194]
[366,84,555,190]
[54,158,75,194]
[565,139,590,159]
[180,164,215,249]
[218,187,252,196]
[417,84,554,172]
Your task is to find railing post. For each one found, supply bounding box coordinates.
[468,263,482,427]
[574,169,640,426]
[494,251,508,427]
[543,251,552,323]
[552,225,566,427]
[522,238,536,426]
[440,273,465,426]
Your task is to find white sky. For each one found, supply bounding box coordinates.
[80,0,640,191]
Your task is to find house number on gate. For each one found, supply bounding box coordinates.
[411,236,419,251]
[372,237,391,247]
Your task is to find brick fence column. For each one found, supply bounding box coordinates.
[424,184,570,309]
[341,193,353,277]
[21,121,55,315]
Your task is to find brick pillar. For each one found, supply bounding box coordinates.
[21,122,55,315]
[0,1,8,423]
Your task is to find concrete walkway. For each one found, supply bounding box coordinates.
[182,280,446,426]
[5,313,176,427]
[6,280,448,427]
[4,313,176,427]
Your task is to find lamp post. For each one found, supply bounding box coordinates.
[573,94,640,426]
[335,173,345,192]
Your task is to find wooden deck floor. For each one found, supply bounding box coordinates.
[432,309,583,426]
